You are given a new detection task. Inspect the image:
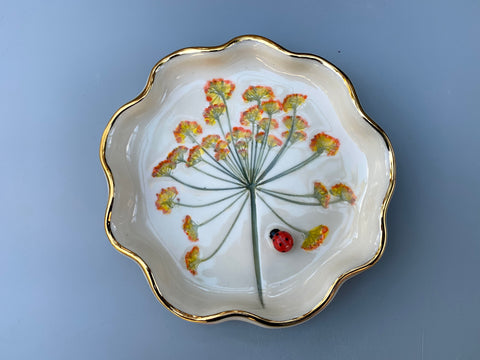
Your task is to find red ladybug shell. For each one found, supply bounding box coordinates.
[270,229,293,252]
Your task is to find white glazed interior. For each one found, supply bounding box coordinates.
[105,39,392,322]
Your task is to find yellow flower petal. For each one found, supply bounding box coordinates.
[155,187,178,214]
[152,159,176,177]
[242,85,274,102]
[186,145,204,167]
[313,182,330,208]
[173,121,203,143]
[203,104,226,125]
[330,183,356,205]
[182,215,199,242]
[301,225,329,251]
[204,78,235,105]
[283,94,307,112]
[309,132,340,155]
[185,246,200,275]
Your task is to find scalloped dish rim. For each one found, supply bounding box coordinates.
[99,35,396,327]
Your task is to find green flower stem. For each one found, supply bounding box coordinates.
[249,186,264,307]
[221,95,249,181]
[258,152,320,186]
[258,188,320,206]
[256,147,272,176]
[239,151,250,179]
[198,159,245,185]
[251,108,261,180]
[198,191,247,226]
[168,174,243,192]
[260,189,345,206]
[188,135,241,182]
[225,156,245,180]
[257,194,306,234]
[256,108,297,182]
[192,165,244,186]
[201,195,249,262]
[217,120,247,182]
[248,124,256,180]
[175,190,245,208]
[258,188,312,198]
[253,114,273,178]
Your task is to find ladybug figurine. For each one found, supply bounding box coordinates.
[270,229,294,253]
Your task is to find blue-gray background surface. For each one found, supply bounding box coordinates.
[1,0,479,359]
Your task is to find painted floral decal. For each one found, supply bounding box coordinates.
[151,79,356,306]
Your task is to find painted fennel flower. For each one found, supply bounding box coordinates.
[203,104,226,125]
[283,94,307,112]
[204,78,235,105]
[173,121,203,143]
[240,105,263,126]
[255,132,283,147]
[242,85,274,103]
[185,246,200,275]
[152,159,176,177]
[214,140,230,160]
[258,117,279,130]
[330,183,357,205]
[186,145,204,167]
[151,79,359,306]
[261,100,283,115]
[282,115,309,130]
[313,182,330,208]
[281,130,307,143]
[235,140,248,159]
[166,145,188,163]
[201,134,221,149]
[301,225,329,251]
[155,187,178,214]
[309,132,340,156]
[182,215,199,242]
[226,126,252,142]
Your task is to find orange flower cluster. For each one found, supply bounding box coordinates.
[235,140,248,158]
[258,117,279,130]
[313,182,330,208]
[166,145,188,163]
[214,140,230,160]
[281,130,307,143]
[182,215,199,242]
[201,134,221,149]
[282,115,309,130]
[240,105,263,126]
[204,78,235,105]
[185,246,200,275]
[283,94,307,112]
[309,132,340,156]
[226,126,252,142]
[152,159,176,177]
[330,183,356,205]
[186,145,204,167]
[242,85,274,103]
[173,121,203,143]
[261,100,283,115]
[255,132,283,147]
[203,104,226,125]
[155,187,178,214]
[301,225,329,251]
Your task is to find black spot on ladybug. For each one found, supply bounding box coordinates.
[269,229,280,239]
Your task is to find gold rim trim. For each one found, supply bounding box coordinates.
[99,35,396,327]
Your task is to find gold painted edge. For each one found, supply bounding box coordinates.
[99,34,396,328]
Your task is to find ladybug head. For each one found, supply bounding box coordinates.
[269,229,280,239]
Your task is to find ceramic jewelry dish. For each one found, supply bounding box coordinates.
[100,35,395,327]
